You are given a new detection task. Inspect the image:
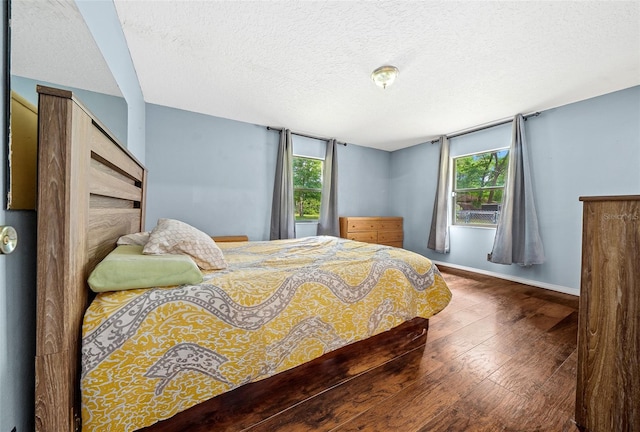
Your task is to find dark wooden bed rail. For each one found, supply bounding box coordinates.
[34,86,147,431]
[140,317,429,431]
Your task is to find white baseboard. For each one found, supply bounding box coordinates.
[430,260,580,297]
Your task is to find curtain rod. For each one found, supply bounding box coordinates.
[430,111,541,144]
[266,126,347,146]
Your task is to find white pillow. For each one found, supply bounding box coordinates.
[117,231,150,246]
[143,219,227,270]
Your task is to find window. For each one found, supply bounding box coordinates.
[453,149,509,226]
[293,156,323,221]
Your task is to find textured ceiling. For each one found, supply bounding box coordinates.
[114,0,640,151]
[11,0,122,97]
[12,1,640,152]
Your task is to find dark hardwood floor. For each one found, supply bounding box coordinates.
[242,267,581,432]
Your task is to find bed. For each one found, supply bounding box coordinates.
[34,86,452,432]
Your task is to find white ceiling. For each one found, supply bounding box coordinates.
[11,0,122,97]
[12,1,640,152]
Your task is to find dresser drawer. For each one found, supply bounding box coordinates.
[378,230,403,243]
[379,219,403,231]
[345,231,378,243]
[345,219,383,232]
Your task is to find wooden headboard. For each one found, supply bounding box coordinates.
[34,86,147,431]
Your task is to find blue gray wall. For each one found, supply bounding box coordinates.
[144,104,278,239]
[339,143,392,216]
[144,104,393,239]
[390,86,640,295]
[12,75,128,146]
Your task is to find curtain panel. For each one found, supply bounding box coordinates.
[489,115,545,265]
[317,139,339,236]
[270,129,296,240]
[427,136,451,253]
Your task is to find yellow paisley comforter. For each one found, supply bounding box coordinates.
[81,236,451,431]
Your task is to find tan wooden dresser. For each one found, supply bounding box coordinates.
[339,216,403,248]
[575,195,639,432]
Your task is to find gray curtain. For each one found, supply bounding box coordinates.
[488,115,545,265]
[427,136,450,253]
[270,129,296,240]
[318,139,339,236]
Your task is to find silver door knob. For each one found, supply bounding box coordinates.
[0,226,18,254]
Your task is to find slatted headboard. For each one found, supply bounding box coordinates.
[34,86,147,431]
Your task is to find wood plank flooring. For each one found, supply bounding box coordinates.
[244,267,581,432]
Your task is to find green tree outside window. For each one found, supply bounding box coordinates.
[293,156,323,220]
[453,149,508,225]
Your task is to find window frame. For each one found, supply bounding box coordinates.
[452,147,509,228]
[292,154,324,222]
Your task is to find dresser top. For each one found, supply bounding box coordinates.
[579,195,640,202]
[339,216,403,220]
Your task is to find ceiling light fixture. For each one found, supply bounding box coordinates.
[371,65,399,89]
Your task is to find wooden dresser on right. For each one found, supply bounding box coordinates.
[575,195,639,432]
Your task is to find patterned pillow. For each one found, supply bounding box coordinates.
[143,219,227,270]
[117,231,150,246]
